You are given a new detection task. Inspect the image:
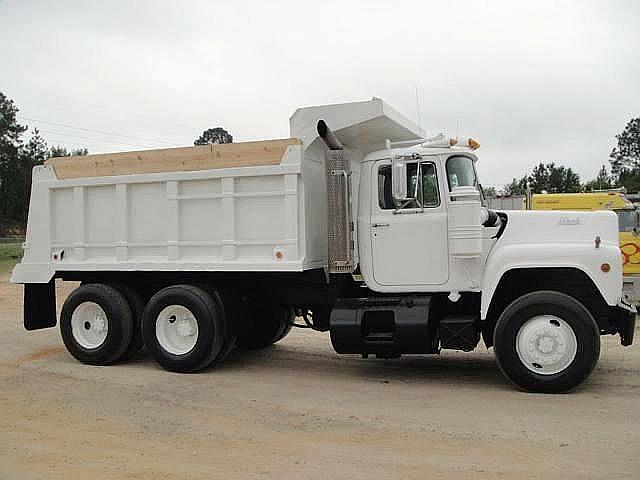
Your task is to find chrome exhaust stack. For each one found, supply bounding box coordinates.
[317,120,354,274]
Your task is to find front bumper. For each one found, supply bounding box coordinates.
[611,301,636,346]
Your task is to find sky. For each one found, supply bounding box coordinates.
[1,0,638,189]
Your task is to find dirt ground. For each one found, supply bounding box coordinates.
[1,270,639,480]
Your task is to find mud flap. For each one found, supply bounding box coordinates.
[613,301,636,346]
[24,281,57,330]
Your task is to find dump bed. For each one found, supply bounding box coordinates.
[12,138,329,283]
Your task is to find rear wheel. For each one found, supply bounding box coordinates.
[236,306,294,350]
[109,283,146,359]
[142,285,226,372]
[493,291,600,393]
[60,284,134,365]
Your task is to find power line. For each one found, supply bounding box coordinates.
[48,138,132,149]
[42,137,131,152]
[18,116,183,147]
[32,127,158,150]
[39,134,154,153]
[4,80,202,135]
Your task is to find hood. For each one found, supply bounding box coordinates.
[499,210,619,246]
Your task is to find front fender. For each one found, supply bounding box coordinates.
[480,242,622,319]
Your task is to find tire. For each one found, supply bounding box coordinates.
[493,291,600,393]
[142,285,225,372]
[60,283,134,365]
[215,335,237,363]
[236,306,294,350]
[275,319,293,343]
[109,283,145,359]
[201,287,237,362]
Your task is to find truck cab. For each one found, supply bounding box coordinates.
[310,101,634,392]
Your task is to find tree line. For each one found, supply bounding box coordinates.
[500,117,640,196]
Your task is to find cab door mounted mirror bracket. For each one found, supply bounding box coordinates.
[389,151,423,213]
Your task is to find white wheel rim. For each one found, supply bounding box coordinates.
[155,305,199,355]
[516,315,578,375]
[71,302,109,349]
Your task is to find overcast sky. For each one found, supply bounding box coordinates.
[1,0,638,188]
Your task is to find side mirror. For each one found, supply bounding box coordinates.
[634,211,640,237]
[392,155,408,202]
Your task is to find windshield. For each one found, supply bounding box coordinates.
[617,209,637,232]
[446,156,477,190]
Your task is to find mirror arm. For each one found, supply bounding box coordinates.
[417,162,424,210]
[413,162,421,205]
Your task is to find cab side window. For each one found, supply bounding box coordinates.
[446,155,476,190]
[378,165,395,209]
[378,162,440,210]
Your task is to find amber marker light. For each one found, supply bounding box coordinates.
[601,263,611,273]
[468,138,480,150]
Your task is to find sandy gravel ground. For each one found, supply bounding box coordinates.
[1,271,639,480]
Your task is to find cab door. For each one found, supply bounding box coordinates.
[370,159,449,287]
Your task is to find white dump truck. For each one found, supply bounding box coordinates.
[12,98,635,392]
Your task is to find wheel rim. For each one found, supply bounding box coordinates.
[71,301,109,349]
[515,315,578,375]
[155,305,199,355]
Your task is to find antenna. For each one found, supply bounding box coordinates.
[414,85,423,133]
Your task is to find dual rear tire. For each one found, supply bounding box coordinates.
[141,285,228,373]
[236,306,294,350]
[60,284,135,365]
[60,283,292,372]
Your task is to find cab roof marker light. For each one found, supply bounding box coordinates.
[387,134,479,150]
[454,137,481,150]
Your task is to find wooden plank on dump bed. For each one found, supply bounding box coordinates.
[46,138,302,179]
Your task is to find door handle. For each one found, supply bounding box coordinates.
[372,223,390,228]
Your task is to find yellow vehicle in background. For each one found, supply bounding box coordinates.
[530,191,640,304]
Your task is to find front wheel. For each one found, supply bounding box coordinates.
[493,291,600,393]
